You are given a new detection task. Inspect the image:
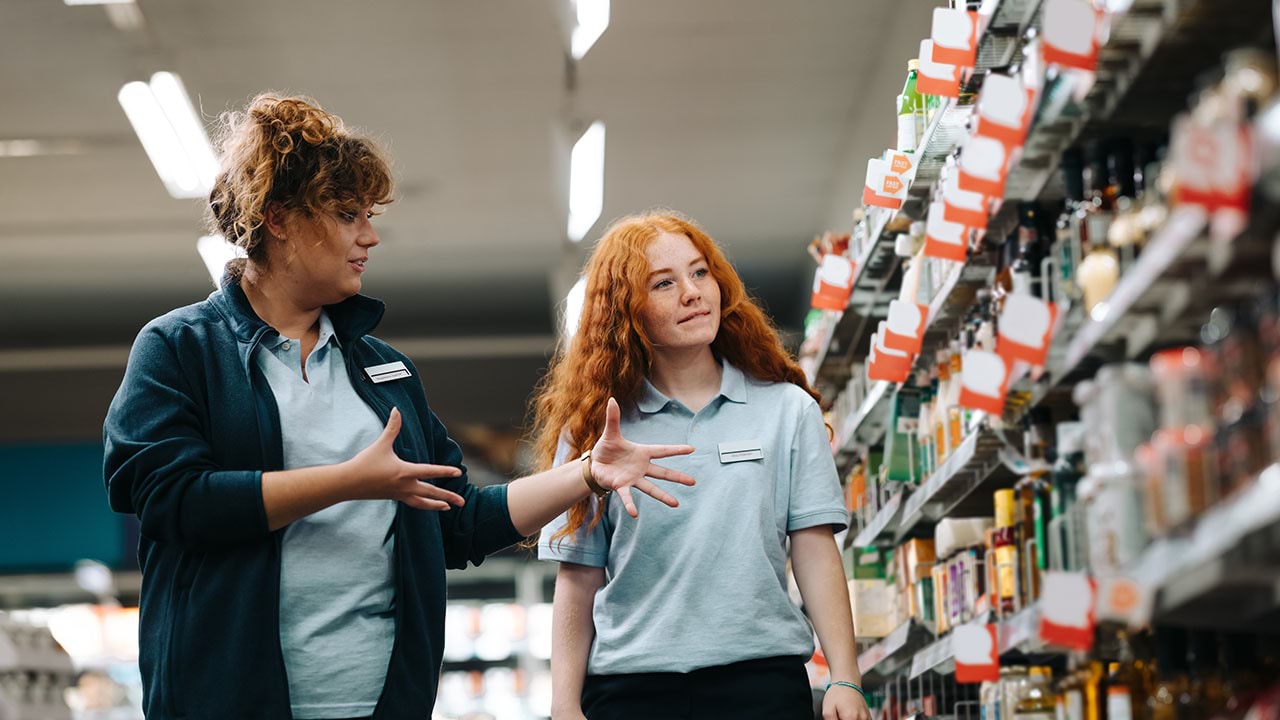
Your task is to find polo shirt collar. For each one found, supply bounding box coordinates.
[262,310,340,351]
[636,358,749,414]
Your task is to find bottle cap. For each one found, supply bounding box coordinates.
[909,59,920,72]
[994,489,1015,527]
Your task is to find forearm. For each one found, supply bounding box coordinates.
[506,460,592,536]
[551,565,603,715]
[261,462,359,531]
[791,528,863,684]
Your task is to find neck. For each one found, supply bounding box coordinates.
[648,346,722,410]
[240,264,323,339]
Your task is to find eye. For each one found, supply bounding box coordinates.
[694,268,709,278]
[338,210,357,223]
[653,279,673,290]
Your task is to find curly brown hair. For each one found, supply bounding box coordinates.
[207,93,394,278]
[530,210,821,543]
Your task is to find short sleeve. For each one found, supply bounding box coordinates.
[537,434,609,567]
[786,399,849,533]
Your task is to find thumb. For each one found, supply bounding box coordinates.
[381,407,402,444]
[603,397,621,438]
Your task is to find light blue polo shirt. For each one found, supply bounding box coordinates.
[254,311,396,720]
[538,360,848,675]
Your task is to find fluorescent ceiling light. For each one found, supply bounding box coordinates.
[567,121,605,243]
[63,0,133,4]
[570,0,610,60]
[196,235,246,287]
[0,139,85,157]
[118,72,216,199]
[562,277,587,340]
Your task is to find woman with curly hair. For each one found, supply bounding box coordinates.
[534,212,871,720]
[102,95,695,720]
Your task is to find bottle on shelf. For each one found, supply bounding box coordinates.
[993,489,1019,615]
[1076,141,1121,316]
[1107,631,1152,720]
[1188,632,1227,718]
[899,60,925,153]
[1015,413,1052,603]
[1017,667,1057,720]
[1147,627,1191,720]
[1056,148,1087,304]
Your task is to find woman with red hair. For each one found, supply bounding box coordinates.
[534,211,870,720]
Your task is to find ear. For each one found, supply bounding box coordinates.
[262,202,290,241]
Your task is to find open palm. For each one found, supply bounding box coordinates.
[590,398,696,518]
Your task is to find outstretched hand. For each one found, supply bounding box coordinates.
[589,398,696,518]
[346,408,466,511]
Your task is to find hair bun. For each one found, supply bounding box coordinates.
[250,96,340,159]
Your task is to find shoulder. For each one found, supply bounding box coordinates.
[132,299,226,357]
[357,334,409,363]
[743,375,819,414]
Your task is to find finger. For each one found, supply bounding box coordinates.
[644,443,695,459]
[412,481,466,507]
[646,463,696,486]
[381,407,402,444]
[633,479,678,508]
[617,486,638,519]
[404,461,464,479]
[603,397,621,438]
[401,495,451,512]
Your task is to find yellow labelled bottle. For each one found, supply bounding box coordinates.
[1016,667,1058,720]
[993,489,1019,614]
[948,342,964,454]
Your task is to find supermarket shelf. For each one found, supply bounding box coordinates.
[848,487,907,550]
[1053,205,1207,379]
[814,102,975,389]
[834,380,893,463]
[858,620,935,689]
[1145,464,1280,630]
[896,422,1007,540]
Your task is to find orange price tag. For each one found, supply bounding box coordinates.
[954,624,999,683]
[1039,571,1095,651]
[810,255,856,311]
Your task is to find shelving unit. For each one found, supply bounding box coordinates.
[826,0,1280,709]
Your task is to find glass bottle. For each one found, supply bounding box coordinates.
[948,340,964,454]
[993,489,1019,615]
[1188,632,1227,718]
[1148,627,1191,720]
[1015,416,1052,601]
[1108,632,1151,720]
[1057,149,1087,302]
[1081,659,1107,720]
[1017,667,1058,720]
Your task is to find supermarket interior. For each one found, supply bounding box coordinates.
[3,0,1280,718]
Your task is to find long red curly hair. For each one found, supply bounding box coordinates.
[530,210,822,542]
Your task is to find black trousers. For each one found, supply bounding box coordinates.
[581,655,814,720]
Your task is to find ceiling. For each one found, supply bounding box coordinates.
[0,0,937,444]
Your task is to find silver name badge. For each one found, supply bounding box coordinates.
[718,440,764,464]
[365,361,411,383]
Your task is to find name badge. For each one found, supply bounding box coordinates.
[718,439,764,464]
[365,361,411,383]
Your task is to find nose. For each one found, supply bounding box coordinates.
[679,277,702,304]
[359,221,380,249]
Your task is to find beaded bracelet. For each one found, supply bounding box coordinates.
[826,680,868,702]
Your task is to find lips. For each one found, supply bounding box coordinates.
[348,258,367,273]
[678,310,711,324]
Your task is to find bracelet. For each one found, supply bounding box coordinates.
[579,450,610,498]
[826,681,867,702]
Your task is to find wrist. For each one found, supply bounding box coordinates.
[330,460,364,502]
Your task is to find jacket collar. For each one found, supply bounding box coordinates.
[209,276,386,349]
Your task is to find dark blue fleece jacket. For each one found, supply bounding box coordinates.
[103,279,525,719]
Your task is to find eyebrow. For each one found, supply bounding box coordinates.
[647,256,708,280]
